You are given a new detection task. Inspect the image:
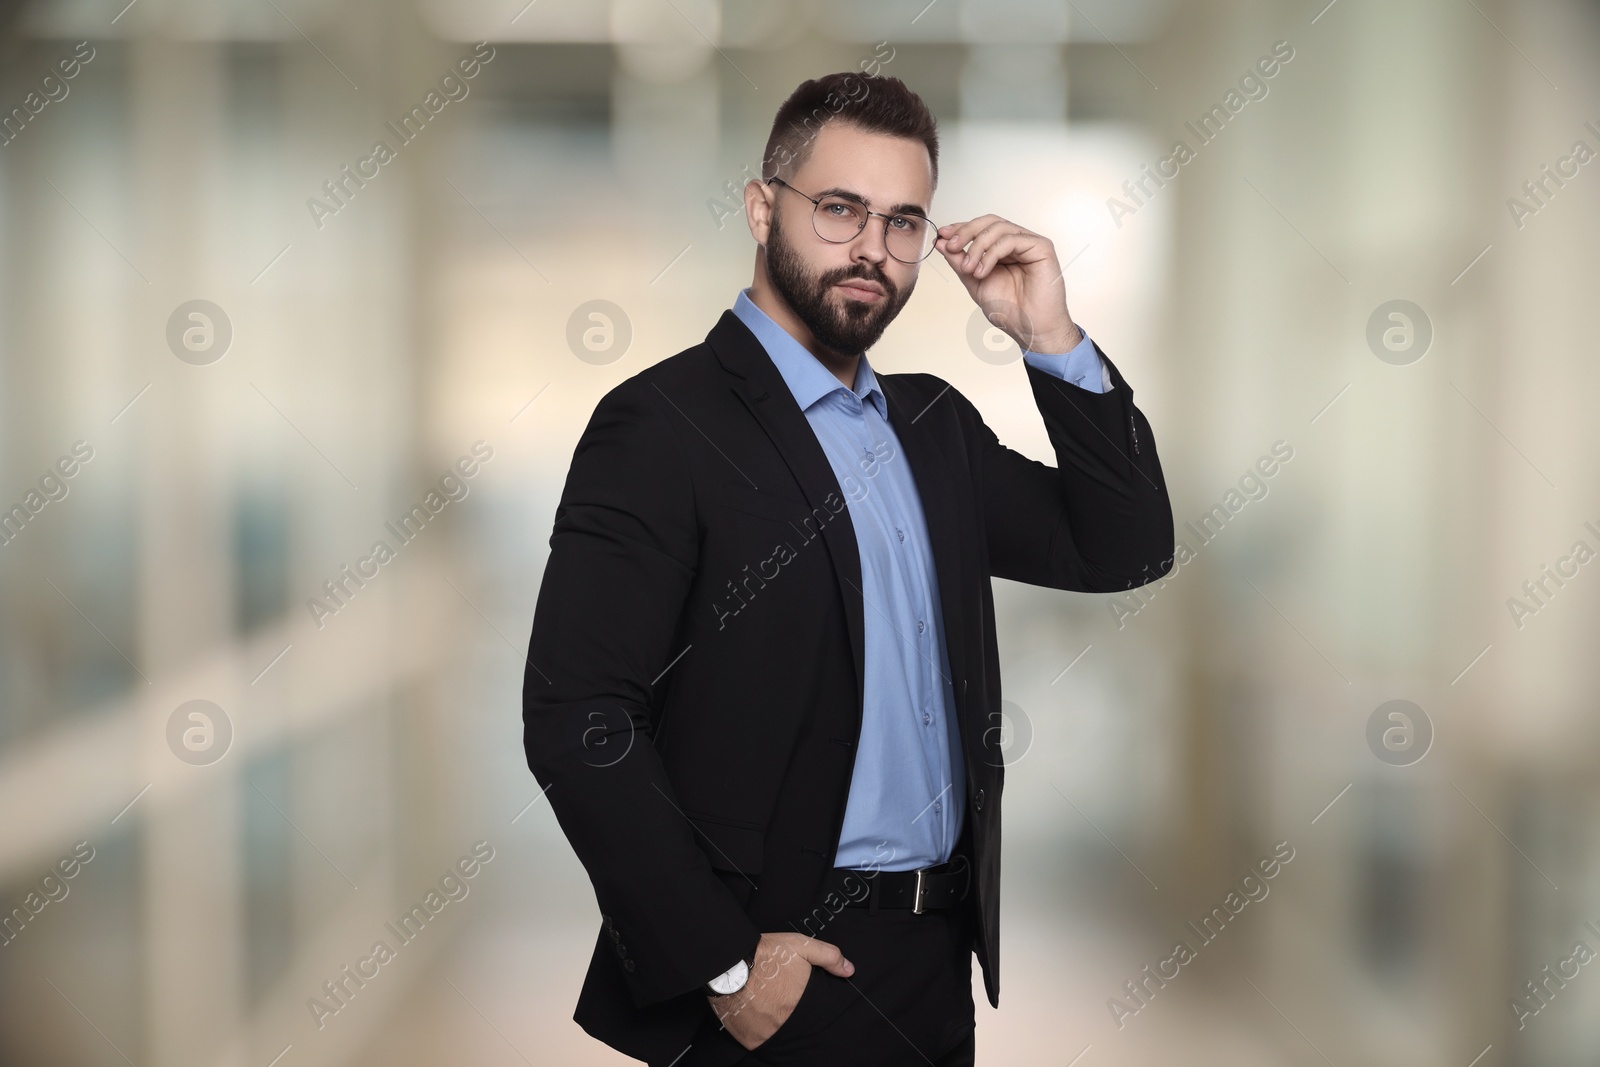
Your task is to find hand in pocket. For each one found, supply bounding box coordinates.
[708,932,854,1050]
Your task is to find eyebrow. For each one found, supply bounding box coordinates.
[814,186,930,219]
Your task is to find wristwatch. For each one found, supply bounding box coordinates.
[704,950,757,997]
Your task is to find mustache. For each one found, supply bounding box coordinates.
[821,264,895,298]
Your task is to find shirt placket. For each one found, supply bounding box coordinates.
[865,404,950,858]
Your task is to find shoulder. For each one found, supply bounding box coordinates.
[585,340,724,427]
[876,368,983,427]
[558,345,721,513]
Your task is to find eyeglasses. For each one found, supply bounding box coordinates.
[766,177,938,263]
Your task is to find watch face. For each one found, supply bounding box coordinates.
[709,959,749,995]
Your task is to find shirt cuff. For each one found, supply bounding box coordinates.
[1021,325,1113,392]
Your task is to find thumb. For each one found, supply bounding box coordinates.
[936,236,980,297]
[796,937,855,978]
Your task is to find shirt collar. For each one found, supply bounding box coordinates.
[732,287,887,419]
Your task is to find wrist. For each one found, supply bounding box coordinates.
[1030,322,1082,355]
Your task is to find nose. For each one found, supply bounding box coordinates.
[848,216,891,266]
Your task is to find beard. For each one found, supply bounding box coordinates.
[765,206,916,357]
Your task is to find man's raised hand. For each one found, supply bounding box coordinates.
[935,214,1083,355]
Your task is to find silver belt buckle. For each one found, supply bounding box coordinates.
[912,868,927,914]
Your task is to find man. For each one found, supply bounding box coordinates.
[523,72,1173,1066]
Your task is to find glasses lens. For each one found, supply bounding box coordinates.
[886,215,934,262]
[813,196,867,242]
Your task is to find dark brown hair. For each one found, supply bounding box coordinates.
[760,72,939,187]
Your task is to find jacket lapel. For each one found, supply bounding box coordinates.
[707,310,971,747]
[707,311,867,711]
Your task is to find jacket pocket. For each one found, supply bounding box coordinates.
[716,481,814,526]
[685,809,766,875]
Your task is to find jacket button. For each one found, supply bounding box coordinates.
[623,959,636,972]
[974,789,985,812]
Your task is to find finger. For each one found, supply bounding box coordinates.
[961,223,1035,276]
[937,221,1008,266]
[958,223,1013,274]
[936,241,982,296]
[953,222,1029,278]
[936,236,969,269]
[934,229,970,260]
[970,232,1037,279]
[936,214,1004,255]
[797,937,855,976]
[819,954,855,977]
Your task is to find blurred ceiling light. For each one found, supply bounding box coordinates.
[958,0,1069,45]
[815,0,1173,44]
[960,44,1066,120]
[610,0,716,83]
[418,0,732,48]
[417,0,612,43]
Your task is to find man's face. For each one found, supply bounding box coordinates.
[760,122,934,357]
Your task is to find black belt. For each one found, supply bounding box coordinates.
[818,853,972,913]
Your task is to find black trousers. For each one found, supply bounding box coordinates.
[678,893,977,1067]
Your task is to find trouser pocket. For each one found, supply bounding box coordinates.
[748,965,853,1061]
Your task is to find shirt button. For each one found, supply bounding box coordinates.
[975,789,985,812]
[933,801,942,814]
[922,711,932,726]
[917,619,925,633]
[896,528,904,542]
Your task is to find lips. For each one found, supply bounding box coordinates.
[835,280,885,301]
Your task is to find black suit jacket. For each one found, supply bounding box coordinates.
[522,308,1174,1064]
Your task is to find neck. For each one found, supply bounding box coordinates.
[748,267,859,391]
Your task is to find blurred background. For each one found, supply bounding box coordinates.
[2,0,1599,1063]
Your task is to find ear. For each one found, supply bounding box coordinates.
[744,179,776,247]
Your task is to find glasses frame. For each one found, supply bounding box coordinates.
[765,177,939,263]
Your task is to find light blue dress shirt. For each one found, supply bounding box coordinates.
[730,287,1110,871]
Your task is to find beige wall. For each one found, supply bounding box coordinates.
[2,1,1598,1064]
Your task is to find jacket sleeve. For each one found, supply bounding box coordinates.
[522,377,762,1009]
[958,339,1175,592]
